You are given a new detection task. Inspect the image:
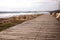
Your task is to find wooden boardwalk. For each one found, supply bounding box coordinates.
[0,14,60,40]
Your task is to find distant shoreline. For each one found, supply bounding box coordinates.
[0,12,49,18]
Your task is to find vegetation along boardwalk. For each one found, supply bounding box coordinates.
[0,14,60,40]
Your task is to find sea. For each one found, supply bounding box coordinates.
[0,12,49,18]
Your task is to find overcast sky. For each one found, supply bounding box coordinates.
[0,0,59,18]
[0,0,59,11]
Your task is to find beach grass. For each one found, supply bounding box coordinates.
[0,14,43,31]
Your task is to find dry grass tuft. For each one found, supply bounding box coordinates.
[0,14,43,31]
